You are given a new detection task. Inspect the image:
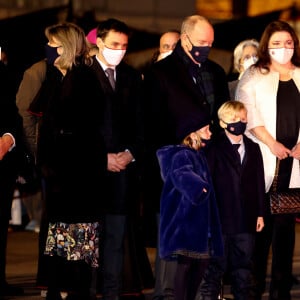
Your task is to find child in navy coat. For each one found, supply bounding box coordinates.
[199,100,265,300]
[156,109,224,300]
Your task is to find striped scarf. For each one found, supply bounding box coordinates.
[175,43,215,115]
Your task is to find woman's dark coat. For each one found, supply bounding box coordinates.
[31,64,107,223]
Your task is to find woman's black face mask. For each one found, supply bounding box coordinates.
[45,44,60,65]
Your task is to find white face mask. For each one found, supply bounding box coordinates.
[242,56,258,71]
[102,46,126,66]
[157,50,173,61]
[268,47,294,65]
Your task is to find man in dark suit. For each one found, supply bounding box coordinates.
[142,15,230,300]
[199,100,265,299]
[90,18,153,300]
[0,60,24,297]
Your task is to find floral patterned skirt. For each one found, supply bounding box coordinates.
[44,221,101,268]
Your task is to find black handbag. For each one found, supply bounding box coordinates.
[16,138,41,194]
[269,160,300,214]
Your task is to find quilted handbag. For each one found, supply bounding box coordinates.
[269,160,300,214]
[270,189,300,214]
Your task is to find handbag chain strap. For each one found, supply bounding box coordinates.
[270,159,280,193]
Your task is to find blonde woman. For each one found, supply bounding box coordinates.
[29,22,107,300]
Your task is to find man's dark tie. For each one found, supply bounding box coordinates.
[105,68,115,90]
[233,144,241,162]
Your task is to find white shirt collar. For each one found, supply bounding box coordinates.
[95,55,116,72]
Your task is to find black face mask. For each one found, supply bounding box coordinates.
[224,121,247,136]
[200,138,211,147]
[186,35,211,64]
[45,44,60,65]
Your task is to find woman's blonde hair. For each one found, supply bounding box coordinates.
[45,22,92,70]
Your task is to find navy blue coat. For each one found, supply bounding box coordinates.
[157,145,224,260]
[205,131,266,234]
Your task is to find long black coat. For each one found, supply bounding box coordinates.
[0,61,19,220]
[205,131,266,234]
[90,57,144,215]
[33,64,107,223]
[142,43,230,213]
[0,61,23,285]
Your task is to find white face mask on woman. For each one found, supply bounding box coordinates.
[268,47,294,64]
[242,56,258,70]
[102,46,126,66]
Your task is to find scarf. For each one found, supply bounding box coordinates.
[174,42,215,115]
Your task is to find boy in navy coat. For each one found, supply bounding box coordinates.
[199,100,265,300]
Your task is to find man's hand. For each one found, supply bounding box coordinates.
[107,150,134,172]
[0,135,13,160]
[107,153,126,172]
[116,150,133,167]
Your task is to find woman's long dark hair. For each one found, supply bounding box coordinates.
[256,20,300,73]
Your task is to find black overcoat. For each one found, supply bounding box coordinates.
[33,64,107,223]
[91,57,144,215]
[142,43,230,213]
[205,131,266,234]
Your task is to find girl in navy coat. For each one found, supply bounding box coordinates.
[156,110,224,300]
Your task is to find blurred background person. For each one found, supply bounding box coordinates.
[0,55,24,298]
[86,27,99,57]
[16,58,47,234]
[143,28,181,300]
[16,56,50,298]
[228,38,259,99]
[152,30,180,63]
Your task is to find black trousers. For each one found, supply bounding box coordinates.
[199,233,256,300]
[47,256,91,300]
[174,256,209,300]
[0,179,17,286]
[253,209,295,300]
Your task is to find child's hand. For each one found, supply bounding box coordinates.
[256,217,264,232]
